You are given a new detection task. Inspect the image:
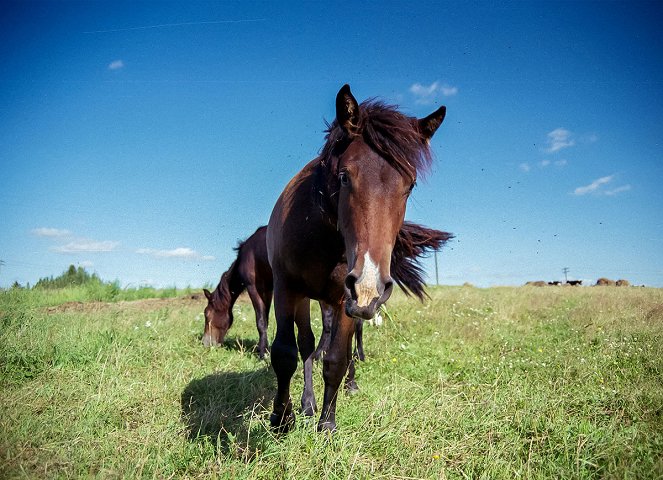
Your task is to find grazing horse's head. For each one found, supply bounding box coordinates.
[321,84,446,319]
[202,287,232,347]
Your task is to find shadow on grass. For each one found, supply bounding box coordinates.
[222,336,262,357]
[180,366,275,457]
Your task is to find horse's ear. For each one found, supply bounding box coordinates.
[203,288,212,301]
[418,106,446,141]
[336,84,361,136]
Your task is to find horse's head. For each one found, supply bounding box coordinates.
[202,288,232,347]
[325,84,446,319]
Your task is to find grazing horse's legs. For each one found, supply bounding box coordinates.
[316,302,364,393]
[294,298,317,416]
[313,301,333,360]
[318,306,356,432]
[270,284,301,432]
[354,318,365,361]
[247,285,270,360]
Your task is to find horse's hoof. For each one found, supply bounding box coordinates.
[270,411,295,434]
[317,420,337,433]
[345,381,359,395]
[301,402,317,417]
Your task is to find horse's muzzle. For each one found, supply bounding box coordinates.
[344,275,394,320]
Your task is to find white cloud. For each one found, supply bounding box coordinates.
[573,175,615,195]
[554,159,568,167]
[582,133,599,144]
[52,240,120,253]
[539,160,551,168]
[32,227,71,238]
[136,247,215,261]
[108,59,124,70]
[409,81,458,105]
[519,163,531,172]
[604,184,632,196]
[440,85,458,96]
[545,128,575,153]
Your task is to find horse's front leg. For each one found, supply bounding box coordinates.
[294,298,317,416]
[269,283,301,433]
[318,305,355,432]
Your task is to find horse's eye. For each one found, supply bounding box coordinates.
[339,171,350,186]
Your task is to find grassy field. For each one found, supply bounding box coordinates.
[1,285,662,479]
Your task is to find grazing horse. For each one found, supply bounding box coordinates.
[202,226,273,358]
[203,222,452,362]
[267,84,447,432]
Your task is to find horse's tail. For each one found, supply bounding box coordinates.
[391,221,454,301]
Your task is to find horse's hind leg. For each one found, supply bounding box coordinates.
[295,298,317,416]
[313,301,333,360]
[247,285,270,360]
[270,283,301,433]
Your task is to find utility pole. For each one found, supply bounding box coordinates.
[562,267,570,283]
[434,250,439,285]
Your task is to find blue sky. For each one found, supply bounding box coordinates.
[1,1,662,288]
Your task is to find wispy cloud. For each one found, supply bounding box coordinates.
[108,59,124,70]
[52,240,120,253]
[545,128,575,153]
[440,85,459,96]
[136,247,214,261]
[573,175,614,195]
[85,19,266,34]
[583,133,599,144]
[32,227,71,238]
[521,158,568,173]
[409,81,458,105]
[604,184,632,196]
[573,174,630,196]
[78,261,95,268]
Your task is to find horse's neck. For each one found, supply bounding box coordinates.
[216,261,245,311]
[313,160,340,228]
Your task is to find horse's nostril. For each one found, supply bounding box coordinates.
[381,277,394,300]
[345,273,358,300]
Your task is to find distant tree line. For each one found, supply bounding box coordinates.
[33,265,105,289]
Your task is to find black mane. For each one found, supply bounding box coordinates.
[320,100,433,181]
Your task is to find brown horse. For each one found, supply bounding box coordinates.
[267,84,447,432]
[203,222,452,362]
[202,226,334,362]
[202,226,273,358]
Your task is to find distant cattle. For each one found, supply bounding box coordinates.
[596,278,616,286]
[616,279,631,287]
[548,281,561,286]
[566,280,582,286]
[525,281,547,287]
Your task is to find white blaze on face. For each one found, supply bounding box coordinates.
[355,251,381,307]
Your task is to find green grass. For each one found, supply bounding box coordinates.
[1,286,662,479]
